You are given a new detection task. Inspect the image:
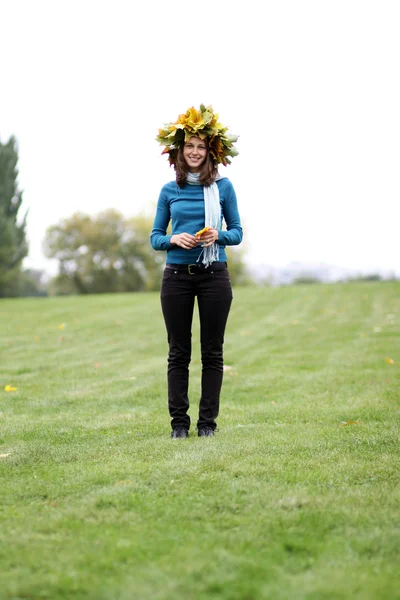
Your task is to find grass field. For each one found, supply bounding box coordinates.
[1,282,399,599]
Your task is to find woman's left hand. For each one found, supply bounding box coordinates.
[198,228,219,247]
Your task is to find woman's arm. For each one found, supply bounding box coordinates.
[218,181,243,246]
[150,189,175,251]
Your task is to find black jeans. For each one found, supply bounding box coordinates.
[160,264,233,431]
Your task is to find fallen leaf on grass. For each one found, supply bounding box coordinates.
[95,362,100,368]
[0,453,11,458]
[271,401,277,405]
[340,420,361,426]
[4,385,17,392]
[114,480,132,487]
[385,357,395,365]
[58,323,66,330]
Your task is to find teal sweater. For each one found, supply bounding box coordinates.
[150,178,243,264]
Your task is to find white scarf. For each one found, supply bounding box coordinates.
[186,172,222,267]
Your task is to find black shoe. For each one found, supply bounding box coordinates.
[171,426,189,439]
[198,426,215,437]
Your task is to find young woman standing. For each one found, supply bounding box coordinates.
[150,105,242,438]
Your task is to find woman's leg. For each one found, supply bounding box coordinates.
[196,270,233,430]
[161,271,195,431]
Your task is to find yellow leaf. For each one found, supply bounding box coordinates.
[195,226,211,237]
[271,401,277,405]
[58,323,66,330]
[4,385,17,392]
[385,357,395,365]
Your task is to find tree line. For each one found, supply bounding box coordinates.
[0,136,249,297]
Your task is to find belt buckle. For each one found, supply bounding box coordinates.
[188,264,197,275]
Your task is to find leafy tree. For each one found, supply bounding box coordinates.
[44,209,164,295]
[0,136,28,296]
[225,246,253,286]
[19,269,48,297]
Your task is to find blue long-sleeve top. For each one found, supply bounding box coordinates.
[150,177,243,264]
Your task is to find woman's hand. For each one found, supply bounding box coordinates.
[197,228,219,247]
[170,233,198,250]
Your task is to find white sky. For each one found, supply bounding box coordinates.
[1,0,399,275]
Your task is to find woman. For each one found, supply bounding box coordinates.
[150,104,242,439]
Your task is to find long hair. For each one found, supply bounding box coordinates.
[175,142,218,188]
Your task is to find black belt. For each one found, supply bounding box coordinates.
[166,262,227,275]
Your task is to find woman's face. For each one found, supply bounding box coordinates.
[183,136,207,172]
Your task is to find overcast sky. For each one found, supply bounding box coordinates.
[1,0,399,275]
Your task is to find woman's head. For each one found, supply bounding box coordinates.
[174,136,216,187]
[183,137,207,172]
[156,104,239,186]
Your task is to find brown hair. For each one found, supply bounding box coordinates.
[174,141,218,188]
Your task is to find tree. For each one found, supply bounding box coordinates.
[225,246,253,286]
[44,209,164,295]
[0,136,28,297]
[19,269,48,297]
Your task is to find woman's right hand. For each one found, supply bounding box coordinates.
[170,233,198,250]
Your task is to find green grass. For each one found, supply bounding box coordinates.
[0,282,399,600]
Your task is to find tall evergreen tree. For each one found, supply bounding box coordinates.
[0,136,28,296]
